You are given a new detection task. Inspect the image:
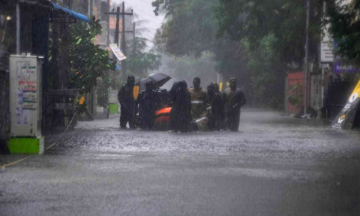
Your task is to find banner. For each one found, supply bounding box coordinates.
[334,56,360,73]
[110,44,126,61]
[332,80,360,129]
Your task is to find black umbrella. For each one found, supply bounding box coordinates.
[138,73,171,91]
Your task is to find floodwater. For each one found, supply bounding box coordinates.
[1,109,360,216]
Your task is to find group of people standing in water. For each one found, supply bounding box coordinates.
[118,75,246,132]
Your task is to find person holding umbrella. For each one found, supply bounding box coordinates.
[118,75,137,129]
[223,78,246,131]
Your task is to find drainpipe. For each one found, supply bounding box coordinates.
[304,0,310,116]
[16,3,20,54]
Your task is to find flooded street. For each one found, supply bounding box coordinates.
[1,110,360,216]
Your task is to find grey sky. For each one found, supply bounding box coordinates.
[113,0,164,48]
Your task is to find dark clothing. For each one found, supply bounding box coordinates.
[118,84,136,128]
[223,88,246,131]
[169,82,180,131]
[169,82,192,132]
[139,90,160,130]
[207,92,224,131]
[173,91,192,132]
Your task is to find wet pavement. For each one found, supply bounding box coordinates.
[1,109,360,216]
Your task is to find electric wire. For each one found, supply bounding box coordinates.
[0,112,78,169]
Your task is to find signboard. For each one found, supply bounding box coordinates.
[321,2,334,63]
[15,62,38,124]
[331,39,360,73]
[320,34,334,63]
[334,57,360,73]
[333,41,360,73]
[332,80,360,129]
[110,44,126,61]
[321,41,334,63]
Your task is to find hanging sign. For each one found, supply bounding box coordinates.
[110,44,126,61]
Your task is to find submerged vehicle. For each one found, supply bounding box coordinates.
[134,73,173,130]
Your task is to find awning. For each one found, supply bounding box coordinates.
[51,3,90,23]
[20,0,90,23]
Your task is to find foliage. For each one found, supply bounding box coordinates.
[67,19,115,94]
[213,36,251,94]
[153,0,218,57]
[214,0,321,108]
[127,37,162,78]
[288,83,303,106]
[152,0,185,16]
[152,0,256,103]
[326,0,360,61]
[152,0,245,83]
[244,34,285,108]
[216,0,323,65]
[152,0,323,108]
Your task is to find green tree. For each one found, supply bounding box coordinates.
[153,0,218,57]
[216,0,323,64]
[152,0,254,102]
[48,18,116,112]
[152,0,323,108]
[326,0,360,61]
[127,37,161,78]
[67,19,115,94]
[215,0,323,108]
[244,34,285,107]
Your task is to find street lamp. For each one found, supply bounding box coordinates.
[1,16,11,43]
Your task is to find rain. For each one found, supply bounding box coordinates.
[1,0,360,215]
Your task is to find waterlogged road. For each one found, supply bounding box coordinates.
[1,110,360,216]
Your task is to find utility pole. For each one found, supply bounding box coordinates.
[133,22,136,54]
[105,2,133,79]
[90,0,94,18]
[121,1,127,79]
[304,0,310,117]
[114,7,120,47]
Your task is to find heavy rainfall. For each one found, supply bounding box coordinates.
[1,0,360,215]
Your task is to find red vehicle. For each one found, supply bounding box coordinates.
[153,107,172,130]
